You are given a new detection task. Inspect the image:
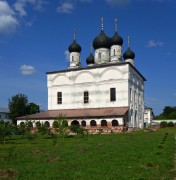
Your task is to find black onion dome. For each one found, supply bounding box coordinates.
[86,53,94,65]
[93,30,111,49]
[111,32,123,46]
[68,40,82,53]
[123,47,135,60]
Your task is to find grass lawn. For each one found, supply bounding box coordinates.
[0,128,175,180]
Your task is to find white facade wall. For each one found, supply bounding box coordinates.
[69,52,80,68]
[110,45,122,62]
[94,48,110,64]
[47,63,145,128]
[128,66,144,128]
[48,64,129,110]
[17,117,124,127]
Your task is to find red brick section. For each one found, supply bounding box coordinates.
[17,107,129,120]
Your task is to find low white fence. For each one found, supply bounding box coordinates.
[152,119,176,124]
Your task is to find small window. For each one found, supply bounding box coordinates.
[113,49,115,56]
[110,88,116,102]
[84,91,89,103]
[98,52,101,59]
[57,92,62,104]
[72,56,74,62]
[130,88,132,102]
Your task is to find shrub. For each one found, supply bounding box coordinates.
[35,121,41,129]
[52,121,59,128]
[160,121,167,128]
[167,121,174,127]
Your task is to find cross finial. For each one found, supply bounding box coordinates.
[115,18,118,32]
[101,17,104,30]
[90,43,92,53]
[73,28,76,40]
[128,35,130,47]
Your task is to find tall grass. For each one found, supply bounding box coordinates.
[0,128,175,179]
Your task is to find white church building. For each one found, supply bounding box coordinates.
[17,18,146,133]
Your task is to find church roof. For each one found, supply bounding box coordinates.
[68,40,82,53]
[0,108,9,113]
[17,107,129,120]
[93,30,111,49]
[86,53,95,65]
[123,47,135,60]
[111,32,123,46]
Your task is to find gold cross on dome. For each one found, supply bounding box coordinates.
[101,17,104,30]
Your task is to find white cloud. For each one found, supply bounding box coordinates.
[105,0,130,6]
[146,40,164,48]
[56,0,93,14]
[64,50,70,62]
[172,93,176,96]
[0,1,19,34]
[56,2,74,14]
[14,0,47,17]
[20,65,36,75]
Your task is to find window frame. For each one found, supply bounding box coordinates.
[57,92,62,104]
[110,88,116,102]
[84,91,89,104]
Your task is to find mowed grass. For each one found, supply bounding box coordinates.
[0,128,175,180]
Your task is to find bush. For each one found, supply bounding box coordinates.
[35,121,41,129]
[160,121,167,128]
[167,121,174,127]
[52,121,59,128]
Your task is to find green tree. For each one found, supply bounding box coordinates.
[27,103,40,115]
[52,120,59,128]
[8,94,40,124]
[8,94,28,124]
[155,106,176,120]
[0,121,14,144]
[55,114,68,137]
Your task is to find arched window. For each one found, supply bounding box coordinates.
[112,120,119,126]
[101,120,107,127]
[35,121,41,128]
[113,49,115,56]
[20,122,25,127]
[72,56,74,62]
[81,120,86,127]
[28,121,33,128]
[90,120,97,127]
[44,121,50,127]
[98,52,101,59]
[71,120,80,126]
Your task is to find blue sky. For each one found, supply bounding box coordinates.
[0,0,176,115]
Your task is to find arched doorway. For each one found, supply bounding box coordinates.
[101,120,107,127]
[44,121,50,127]
[71,120,80,126]
[28,121,33,128]
[90,120,97,127]
[20,122,25,127]
[81,120,86,127]
[112,120,119,126]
